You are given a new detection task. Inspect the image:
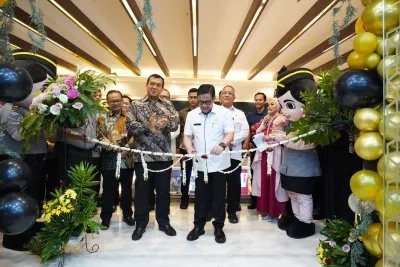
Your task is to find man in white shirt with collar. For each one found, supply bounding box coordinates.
[220,85,249,223]
[184,84,234,244]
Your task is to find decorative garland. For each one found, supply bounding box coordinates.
[349,210,373,267]
[134,0,156,66]
[0,0,47,62]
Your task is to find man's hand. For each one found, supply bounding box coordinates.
[157,114,168,129]
[101,138,111,144]
[210,145,224,155]
[263,134,272,141]
[148,113,157,131]
[242,141,250,150]
[228,141,235,148]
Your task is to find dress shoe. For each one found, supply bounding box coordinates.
[277,215,299,231]
[247,203,257,210]
[101,220,110,230]
[148,204,155,212]
[214,228,226,243]
[236,204,242,211]
[159,224,177,236]
[180,201,188,210]
[187,227,205,241]
[123,216,135,226]
[132,226,146,241]
[228,213,239,224]
[206,212,213,222]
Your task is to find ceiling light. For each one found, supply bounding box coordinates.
[191,0,198,57]
[278,0,338,54]
[234,6,263,56]
[121,0,157,56]
[322,33,356,53]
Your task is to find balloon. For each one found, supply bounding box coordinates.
[0,0,8,8]
[377,55,400,78]
[386,77,400,103]
[0,192,39,235]
[375,258,397,267]
[354,108,382,131]
[375,36,395,56]
[348,193,376,213]
[354,32,378,55]
[0,63,33,103]
[379,212,384,223]
[355,17,365,34]
[377,152,400,181]
[333,70,383,109]
[375,186,400,219]
[376,104,396,116]
[347,51,366,69]
[388,32,400,48]
[361,0,399,36]
[0,159,32,194]
[350,170,383,200]
[379,112,400,141]
[360,0,373,7]
[364,52,381,70]
[354,132,384,160]
[363,223,383,258]
[378,223,400,262]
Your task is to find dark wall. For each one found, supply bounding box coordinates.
[171,100,257,115]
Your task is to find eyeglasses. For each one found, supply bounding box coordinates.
[199,100,212,106]
[109,99,121,104]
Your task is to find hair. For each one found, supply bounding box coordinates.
[122,95,132,103]
[197,84,215,98]
[268,97,281,112]
[275,66,316,104]
[188,88,198,94]
[254,92,267,101]
[218,90,222,96]
[106,90,123,100]
[146,74,164,88]
[223,85,235,91]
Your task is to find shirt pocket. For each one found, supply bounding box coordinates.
[234,122,242,133]
[211,120,224,134]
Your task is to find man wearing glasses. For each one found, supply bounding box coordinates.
[127,74,179,241]
[184,84,234,244]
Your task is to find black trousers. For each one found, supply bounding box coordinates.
[194,171,226,228]
[134,161,172,227]
[100,169,133,221]
[44,153,60,201]
[91,157,101,199]
[226,159,242,214]
[0,154,46,251]
[180,149,193,202]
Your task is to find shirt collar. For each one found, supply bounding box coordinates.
[109,111,126,117]
[143,95,163,103]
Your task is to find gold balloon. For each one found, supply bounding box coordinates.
[378,222,400,261]
[355,17,365,34]
[365,52,381,70]
[377,152,400,181]
[377,55,400,78]
[350,170,383,200]
[347,51,366,70]
[359,131,367,136]
[375,258,397,267]
[361,0,399,36]
[0,0,8,8]
[378,112,400,141]
[354,132,384,160]
[375,37,395,56]
[361,0,373,7]
[362,223,383,258]
[376,186,400,219]
[354,32,378,55]
[387,77,400,103]
[354,108,382,131]
[379,212,384,223]
[376,104,397,116]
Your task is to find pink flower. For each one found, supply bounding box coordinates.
[53,85,61,97]
[329,241,336,247]
[64,76,75,88]
[72,102,83,110]
[342,244,350,253]
[66,88,80,100]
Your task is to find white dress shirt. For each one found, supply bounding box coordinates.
[225,106,249,161]
[184,104,234,173]
[170,124,180,152]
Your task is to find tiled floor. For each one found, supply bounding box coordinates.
[0,203,323,267]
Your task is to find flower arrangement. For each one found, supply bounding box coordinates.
[20,69,115,151]
[25,162,104,264]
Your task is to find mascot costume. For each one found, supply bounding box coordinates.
[271,66,322,239]
[0,49,57,250]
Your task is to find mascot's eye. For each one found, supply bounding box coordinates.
[285,102,296,109]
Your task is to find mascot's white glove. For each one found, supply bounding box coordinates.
[210,144,224,155]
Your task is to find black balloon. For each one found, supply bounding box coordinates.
[0,192,39,235]
[0,159,32,194]
[0,62,33,103]
[333,70,383,109]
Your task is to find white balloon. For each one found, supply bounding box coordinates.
[348,193,376,214]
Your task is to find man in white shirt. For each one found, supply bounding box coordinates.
[220,86,249,223]
[184,84,234,244]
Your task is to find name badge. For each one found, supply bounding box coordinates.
[194,123,201,126]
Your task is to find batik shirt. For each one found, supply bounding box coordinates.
[97,111,134,170]
[127,96,179,162]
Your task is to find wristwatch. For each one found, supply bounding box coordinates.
[219,142,227,149]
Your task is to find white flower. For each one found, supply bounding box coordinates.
[37,104,48,114]
[49,103,63,115]
[58,94,68,103]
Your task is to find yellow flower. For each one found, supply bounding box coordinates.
[65,189,77,199]
[65,199,70,204]
[55,210,61,216]
[318,257,323,264]
[59,195,65,202]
